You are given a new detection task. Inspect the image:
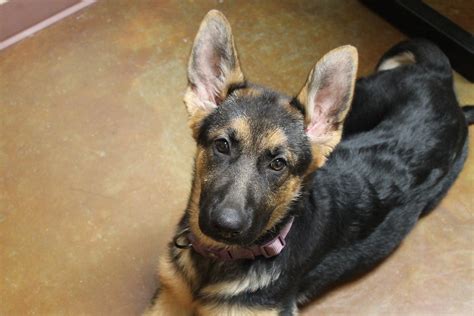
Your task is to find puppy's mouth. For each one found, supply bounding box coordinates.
[197,216,262,247]
[200,224,258,246]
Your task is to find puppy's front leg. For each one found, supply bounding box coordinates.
[144,287,192,316]
[144,256,194,316]
[195,304,286,316]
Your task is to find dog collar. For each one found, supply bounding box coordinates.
[174,217,294,261]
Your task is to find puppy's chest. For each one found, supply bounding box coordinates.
[174,249,283,300]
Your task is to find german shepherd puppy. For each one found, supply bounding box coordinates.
[145,10,473,316]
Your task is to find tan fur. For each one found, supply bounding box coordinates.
[233,86,264,98]
[296,81,310,125]
[213,120,288,153]
[206,116,252,146]
[308,132,343,171]
[144,290,192,316]
[147,252,282,316]
[231,116,252,146]
[201,267,280,298]
[259,128,288,151]
[305,147,326,175]
[282,100,305,119]
[195,304,280,316]
[144,255,194,316]
[176,248,198,283]
[185,98,210,139]
[378,51,416,71]
[219,67,246,100]
[264,176,302,232]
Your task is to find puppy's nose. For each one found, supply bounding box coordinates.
[212,208,245,235]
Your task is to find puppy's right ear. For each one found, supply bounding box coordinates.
[184,10,244,125]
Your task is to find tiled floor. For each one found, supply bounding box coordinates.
[1,1,472,315]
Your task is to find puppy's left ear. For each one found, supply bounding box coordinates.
[184,10,244,121]
[297,45,358,165]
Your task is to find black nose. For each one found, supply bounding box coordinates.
[211,208,245,235]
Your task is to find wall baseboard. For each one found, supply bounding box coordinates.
[0,0,96,50]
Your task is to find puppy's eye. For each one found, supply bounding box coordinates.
[269,158,286,171]
[214,139,230,154]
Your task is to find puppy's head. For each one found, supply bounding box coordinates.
[184,10,358,247]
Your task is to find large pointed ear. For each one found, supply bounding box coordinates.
[297,45,358,165]
[184,10,244,120]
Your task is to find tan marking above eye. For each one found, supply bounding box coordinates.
[260,128,287,150]
[231,117,251,142]
[231,86,263,98]
[259,129,298,168]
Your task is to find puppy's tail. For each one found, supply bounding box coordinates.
[463,105,474,125]
[376,39,451,77]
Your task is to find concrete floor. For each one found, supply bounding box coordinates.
[1,1,473,315]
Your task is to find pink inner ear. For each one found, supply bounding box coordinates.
[193,42,226,107]
[305,63,352,142]
[305,86,340,141]
[194,84,215,107]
